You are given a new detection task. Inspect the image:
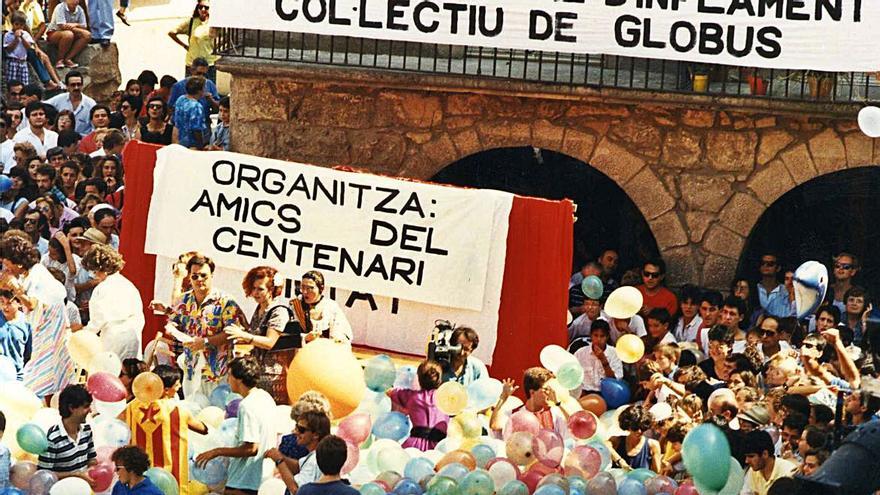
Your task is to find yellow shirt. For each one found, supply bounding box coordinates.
[174,17,218,66]
[124,398,194,495]
[21,0,46,35]
[742,457,798,495]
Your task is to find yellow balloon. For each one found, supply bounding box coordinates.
[436,381,468,416]
[132,372,164,403]
[195,407,226,429]
[615,334,645,364]
[0,383,42,420]
[604,287,644,319]
[67,331,103,368]
[188,480,210,495]
[452,411,483,438]
[287,339,365,419]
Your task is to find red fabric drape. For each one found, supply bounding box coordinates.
[491,197,574,385]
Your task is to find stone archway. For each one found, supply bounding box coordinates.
[429,147,661,273]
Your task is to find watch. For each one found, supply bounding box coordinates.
[274,457,284,466]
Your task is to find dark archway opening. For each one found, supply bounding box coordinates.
[430,147,659,273]
[738,168,880,297]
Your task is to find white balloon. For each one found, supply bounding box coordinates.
[539,345,578,373]
[93,399,127,418]
[32,408,61,432]
[604,286,643,319]
[256,478,286,495]
[858,106,880,138]
[0,355,17,382]
[87,351,122,376]
[49,477,91,495]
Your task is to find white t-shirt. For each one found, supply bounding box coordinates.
[227,388,277,491]
[602,312,647,343]
[13,126,58,158]
[574,344,623,392]
[41,252,81,303]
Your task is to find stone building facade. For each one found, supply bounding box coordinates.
[221,59,879,290]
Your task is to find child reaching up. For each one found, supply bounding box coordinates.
[387,360,449,451]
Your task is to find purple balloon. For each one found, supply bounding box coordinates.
[0,176,12,194]
[225,398,242,418]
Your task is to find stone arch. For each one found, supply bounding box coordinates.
[737,166,880,296]
[428,146,661,274]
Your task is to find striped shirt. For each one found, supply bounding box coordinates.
[37,422,96,472]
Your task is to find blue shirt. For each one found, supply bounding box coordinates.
[758,284,792,318]
[169,77,219,123]
[0,444,9,490]
[111,476,164,495]
[173,97,207,149]
[0,312,32,380]
[298,480,358,495]
[43,93,96,135]
[441,356,483,386]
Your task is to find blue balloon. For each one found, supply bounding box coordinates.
[0,176,12,194]
[567,475,587,494]
[360,482,386,495]
[209,383,233,408]
[600,378,631,409]
[404,457,436,483]
[617,478,647,495]
[372,411,412,442]
[459,469,494,495]
[470,444,495,469]
[794,261,829,319]
[498,480,529,495]
[534,485,566,495]
[0,488,24,495]
[467,378,503,412]
[393,478,423,495]
[93,417,131,447]
[394,365,418,389]
[438,462,469,482]
[189,456,228,485]
[365,355,397,393]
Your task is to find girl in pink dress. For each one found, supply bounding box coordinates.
[388,360,449,451]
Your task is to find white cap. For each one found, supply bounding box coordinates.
[649,402,673,422]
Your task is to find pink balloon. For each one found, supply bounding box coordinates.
[87,372,127,403]
[337,413,372,445]
[502,409,541,440]
[88,464,115,493]
[646,475,678,495]
[532,429,564,468]
[521,463,558,494]
[340,441,359,475]
[95,446,117,465]
[567,410,598,439]
[564,445,602,479]
[675,482,699,495]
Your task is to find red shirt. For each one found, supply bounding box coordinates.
[637,285,679,317]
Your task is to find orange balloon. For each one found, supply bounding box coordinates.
[578,394,607,417]
[435,449,477,471]
[287,339,365,419]
[132,372,164,403]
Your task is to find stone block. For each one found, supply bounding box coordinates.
[295,92,376,129]
[236,79,293,122]
[702,225,744,256]
[706,130,757,172]
[450,129,483,158]
[779,143,818,185]
[531,119,565,151]
[446,94,484,116]
[844,132,874,168]
[476,121,531,150]
[608,118,662,159]
[445,116,475,131]
[807,128,846,176]
[378,92,443,128]
[566,104,630,118]
[663,246,700,287]
[535,101,568,121]
[684,211,714,243]
[747,159,796,205]
[590,138,643,185]
[421,132,459,170]
[718,192,764,237]
[280,126,351,165]
[624,167,675,220]
[661,128,702,169]
[682,109,716,128]
[756,129,794,165]
[231,121,279,156]
[560,129,597,163]
[755,117,777,128]
[679,174,734,212]
[348,130,408,173]
[702,254,739,290]
[52,43,121,106]
[649,211,688,249]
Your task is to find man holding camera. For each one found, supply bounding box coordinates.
[439,327,486,386]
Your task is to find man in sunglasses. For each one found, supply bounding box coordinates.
[5,80,23,104]
[44,71,96,135]
[757,253,792,318]
[831,252,859,315]
[758,315,790,363]
[637,258,678,318]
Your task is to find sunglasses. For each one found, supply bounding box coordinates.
[190,273,209,280]
[835,263,854,270]
[148,104,163,109]
[295,424,311,434]
[24,218,38,224]
[801,342,819,350]
[197,5,209,9]
[760,260,777,267]
[121,104,132,109]
[642,271,661,279]
[9,92,21,96]
[761,329,777,337]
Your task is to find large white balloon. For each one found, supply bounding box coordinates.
[794,261,828,319]
[604,286,643,319]
[49,477,92,495]
[858,106,880,138]
[256,478,286,495]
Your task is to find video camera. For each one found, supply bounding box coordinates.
[427,319,461,366]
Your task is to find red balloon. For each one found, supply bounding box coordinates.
[532,429,564,468]
[87,372,127,403]
[340,441,359,475]
[675,482,699,495]
[88,464,115,492]
[567,410,598,439]
[564,445,602,479]
[337,413,372,445]
[520,468,544,494]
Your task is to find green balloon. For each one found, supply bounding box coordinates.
[682,424,731,491]
[427,476,460,495]
[581,275,604,300]
[359,482,386,495]
[16,423,48,455]
[459,469,495,495]
[498,480,529,495]
[625,468,656,484]
[556,360,584,390]
[145,467,179,495]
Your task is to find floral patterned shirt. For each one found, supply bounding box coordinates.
[171,289,244,382]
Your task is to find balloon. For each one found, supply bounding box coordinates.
[190,456,228,485]
[373,411,412,442]
[626,469,657,484]
[858,105,880,138]
[341,440,360,475]
[533,485,565,495]
[470,444,495,469]
[377,445,411,474]
[405,457,437,483]
[426,476,459,495]
[48,477,91,495]
[365,355,397,393]
[87,372,128,403]
[450,412,482,439]
[88,464,114,493]
[675,484,699,495]
[568,475,587,494]
[681,424,731,492]
[794,261,829,319]
[0,355,17,382]
[87,352,123,376]
[437,463,469,482]
[436,450,477,472]
[366,439,403,473]
[357,390,393,422]
[539,345,577,373]
[466,378,503,412]
[587,439,612,471]
[436,381,468,416]
[563,445,602,479]
[0,382,42,419]
[16,423,48,454]
[504,431,535,465]
[0,175,12,194]
[615,335,645,364]
[568,410,598,440]
[694,457,744,495]
[67,331,102,368]
[394,365,418,390]
[360,482,387,495]
[458,469,494,495]
[288,339,366,419]
[581,275,604,300]
[532,429,564,468]
[618,477,648,495]
[587,472,617,495]
[600,379,631,409]
[645,475,678,495]
[145,468,179,495]
[556,360,585,390]
[604,287,643,319]
[393,478,422,495]
[94,400,127,418]
[196,406,226,429]
[486,458,521,488]
[95,446,116,465]
[10,461,37,489]
[91,417,131,448]
[338,412,373,445]
[497,480,529,495]
[209,383,233,408]
[257,478,286,495]
[28,470,58,495]
[132,372,164,403]
[225,398,242,418]
[579,394,607,416]
[502,409,541,440]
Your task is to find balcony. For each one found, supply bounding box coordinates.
[215,28,880,106]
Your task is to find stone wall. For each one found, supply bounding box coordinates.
[224,61,880,290]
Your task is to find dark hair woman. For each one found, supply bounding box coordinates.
[134,96,173,145]
[293,270,352,344]
[115,94,142,141]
